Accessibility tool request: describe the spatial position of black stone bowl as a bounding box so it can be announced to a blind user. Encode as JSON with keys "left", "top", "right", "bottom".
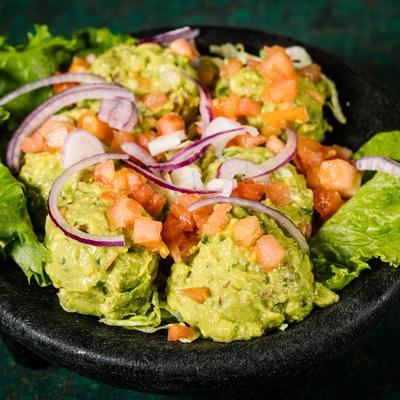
{"left": 1, "top": 26, "right": 400, "bottom": 398}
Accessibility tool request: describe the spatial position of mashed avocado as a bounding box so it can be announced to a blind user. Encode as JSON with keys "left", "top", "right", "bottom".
{"left": 167, "top": 216, "right": 337, "bottom": 342}
{"left": 203, "top": 146, "right": 313, "bottom": 228}
{"left": 45, "top": 180, "right": 160, "bottom": 322}
{"left": 91, "top": 43, "right": 199, "bottom": 128}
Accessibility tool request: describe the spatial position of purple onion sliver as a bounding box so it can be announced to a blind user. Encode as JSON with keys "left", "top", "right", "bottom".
{"left": 0, "top": 73, "right": 106, "bottom": 107}
{"left": 6, "top": 84, "right": 135, "bottom": 173}
{"left": 217, "top": 129, "right": 298, "bottom": 180}
{"left": 138, "top": 26, "right": 199, "bottom": 44}
{"left": 187, "top": 196, "right": 309, "bottom": 253}
{"left": 351, "top": 156, "right": 400, "bottom": 178}
{"left": 123, "top": 159, "right": 219, "bottom": 195}
{"left": 48, "top": 153, "right": 129, "bottom": 247}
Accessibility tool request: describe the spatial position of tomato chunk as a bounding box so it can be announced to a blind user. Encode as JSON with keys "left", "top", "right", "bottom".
{"left": 21, "top": 131, "right": 46, "bottom": 153}
{"left": 264, "top": 181, "right": 292, "bottom": 207}
{"left": 219, "top": 59, "right": 243, "bottom": 77}
{"left": 107, "top": 197, "right": 142, "bottom": 230}
{"left": 111, "top": 131, "right": 135, "bottom": 152}
{"left": 169, "top": 38, "right": 197, "bottom": 60}
{"left": 156, "top": 113, "right": 185, "bottom": 136}
{"left": 202, "top": 204, "right": 232, "bottom": 236}
{"left": 255, "top": 235, "right": 287, "bottom": 272}
{"left": 167, "top": 324, "right": 194, "bottom": 342}
{"left": 264, "top": 77, "right": 298, "bottom": 103}
{"left": 181, "top": 287, "right": 210, "bottom": 304}
{"left": 133, "top": 218, "right": 162, "bottom": 244}
{"left": 313, "top": 187, "right": 345, "bottom": 221}
{"left": 141, "top": 92, "right": 168, "bottom": 111}
{"left": 228, "top": 133, "right": 266, "bottom": 148}
{"left": 260, "top": 46, "right": 295, "bottom": 80}
{"left": 95, "top": 160, "right": 115, "bottom": 186}
{"left": 232, "top": 180, "right": 265, "bottom": 202}
{"left": 266, "top": 135, "right": 285, "bottom": 154}
{"left": 237, "top": 97, "right": 261, "bottom": 116}
{"left": 77, "top": 110, "right": 113, "bottom": 142}
{"left": 233, "top": 216, "right": 263, "bottom": 247}
{"left": 317, "top": 159, "right": 362, "bottom": 198}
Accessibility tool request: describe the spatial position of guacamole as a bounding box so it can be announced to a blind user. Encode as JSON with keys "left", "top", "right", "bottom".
{"left": 203, "top": 146, "right": 313, "bottom": 228}
{"left": 45, "top": 179, "right": 160, "bottom": 321}
{"left": 91, "top": 43, "right": 199, "bottom": 129}
{"left": 167, "top": 216, "right": 337, "bottom": 342}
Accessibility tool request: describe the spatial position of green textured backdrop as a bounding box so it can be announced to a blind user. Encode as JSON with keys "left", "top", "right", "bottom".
{"left": 0, "top": 0, "right": 399, "bottom": 399}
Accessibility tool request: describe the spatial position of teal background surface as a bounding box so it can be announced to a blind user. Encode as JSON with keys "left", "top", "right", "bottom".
{"left": 0, "top": 0, "right": 399, "bottom": 398}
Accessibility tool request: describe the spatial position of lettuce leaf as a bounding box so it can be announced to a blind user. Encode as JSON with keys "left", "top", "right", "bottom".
{"left": 311, "top": 131, "right": 400, "bottom": 290}
{"left": 0, "top": 162, "right": 50, "bottom": 286}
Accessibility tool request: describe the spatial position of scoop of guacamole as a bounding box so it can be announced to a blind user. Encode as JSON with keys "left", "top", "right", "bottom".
{"left": 91, "top": 43, "right": 199, "bottom": 128}
{"left": 167, "top": 216, "right": 337, "bottom": 342}
{"left": 203, "top": 146, "right": 313, "bottom": 228}
{"left": 45, "top": 179, "right": 159, "bottom": 321}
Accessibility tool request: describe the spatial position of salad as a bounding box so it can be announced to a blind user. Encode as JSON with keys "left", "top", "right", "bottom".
{"left": 0, "top": 26, "right": 399, "bottom": 343}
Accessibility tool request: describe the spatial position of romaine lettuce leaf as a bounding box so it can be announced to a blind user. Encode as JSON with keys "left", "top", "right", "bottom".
{"left": 0, "top": 162, "right": 50, "bottom": 286}
{"left": 311, "top": 131, "right": 400, "bottom": 290}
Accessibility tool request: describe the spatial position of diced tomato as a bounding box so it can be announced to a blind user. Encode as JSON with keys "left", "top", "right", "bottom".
{"left": 219, "top": 59, "right": 243, "bottom": 77}
{"left": 95, "top": 160, "right": 115, "bottom": 186}
{"left": 232, "top": 180, "right": 266, "bottom": 202}
{"left": 313, "top": 187, "right": 345, "bottom": 221}
{"left": 169, "top": 38, "right": 197, "bottom": 60}
{"left": 233, "top": 216, "right": 263, "bottom": 247}
{"left": 170, "top": 203, "right": 195, "bottom": 231}
{"left": 264, "top": 77, "right": 298, "bottom": 103}
{"left": 52, "top": 71, "right": 76, "bottom": 94}
{"left": 221, "top": 94, "right": 241, "bottom": 119}
{"left": 297, "top": 63, "right": 322, "bottom": 83}
{"left": 181, "top": 287, "right": 210, "bottom": 304}
{"left": 145, "top": 192, "right": 166, "bottom": 218}
{"left": 248, "top": 59, "right": 261, "bottom": 69}
{"left": 106, "top": 197, "right": 142, "bottom": 230}
{"left": 259, "top": 46, "right": 295, "bottom": 81}
{"left": 100, "top": 191, "right": 121, "bottom": 204}
{"left": 156, "top": 113, "right": 185, "bottom": 136}
{"left": 228, "top": 133, "right": 266, "bottom": 148}
{"left": 130, "top": 183, "right": 153, "bottom": 206}
{"left": 125, "top": 169, "right": 144, "bottom": 190}
{"left": 255, "top": 234, "right": 287, "bottom": 272}
{"left": 21, "top": 131, "right": 46, "bottom": 153}
{"left": 266, "top": 135, "right": 285, "bottom": 154}
{"left": 135, "top": 131, "right": 157, "bottom": 150}
{"left": 111, "top": 131, "right": 135, "bottom": 152}
{"left": 264, "top": 181, "right": 292, "bottom": 207}
{"left": 202, "top": 204, "right": 232, "bottom": 236}
{"left": 305, "top": 165, "right": 322, "bottom": 190}
{"left": 261, "top": 106, "right": 309, "bottom": 135}
{"left": 317, "top": 159, "right": 362, "bottom": 198}
{"left": 167, "top": 324, "right": 194, "bottom": 342}
{"left": 38, "top": 115, "right": 75, "bottom": 140}
{"left": 177, "top": 194, "right": 201, "bottom": 208}
{"left": 237, "top": 97, "right": 261, "bottom": 116}
{"left": 295, "top": 135, "right": 336, "bottom": 174}
{"left": 141, "top": 92, "right": 168, "bottom": 111}
{"left": 77, "top": 110, "right": 113, "bottom": 142}
{"left": 112, "top": 169, "right": 129, "bottom": 193}
{"left": 68, "top": 56, "right": 91, "bottom": 73}
{"left": 133, "top": 218, "right": 162, "bottom": 244}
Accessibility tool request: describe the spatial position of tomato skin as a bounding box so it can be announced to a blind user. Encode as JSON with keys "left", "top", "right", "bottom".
{"left": 313, "top": 187, "right": 344, "bottom": 221}
{"left": 167, "top": 324, "right": 194, "bottom": 342}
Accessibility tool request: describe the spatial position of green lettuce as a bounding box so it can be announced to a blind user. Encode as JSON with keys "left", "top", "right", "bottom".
{"left": 311, "top": 131, "right": 400, "bottom": 290}
{"left": 0, "top": 162, "right": 50, "bottom": 286}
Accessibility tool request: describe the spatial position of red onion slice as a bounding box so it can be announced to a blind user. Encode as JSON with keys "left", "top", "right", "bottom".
{"left": 61, "top": 129, "right": 105, "bottom": 168}
{"left": 122, "top": 140, "right": 210, "bottom": 172}
{"left": 188, "top": 197, "right": 309, "bottom": 253}
{"left": 351, "top": 156, "right": 400, "bottom": 178}
{"left": 98, "top": 99, "right": 138, "bottom": 132}
{"left": 217, "top": 129, "right": 297, "bottom": 180}
{"left": 123, "top": 159, "right": 219, "bottom": 195}
{"left": 6, "top": 83, "right": 135, "bottom": 173}
{"left": 138, "top": 26, "right": 200, "bottom": 44}
{"left": 0, "top": 73, "right": 105, "bottom": 107}
{"left": 48, "top": 153, "right": 129, "bottom": 247}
